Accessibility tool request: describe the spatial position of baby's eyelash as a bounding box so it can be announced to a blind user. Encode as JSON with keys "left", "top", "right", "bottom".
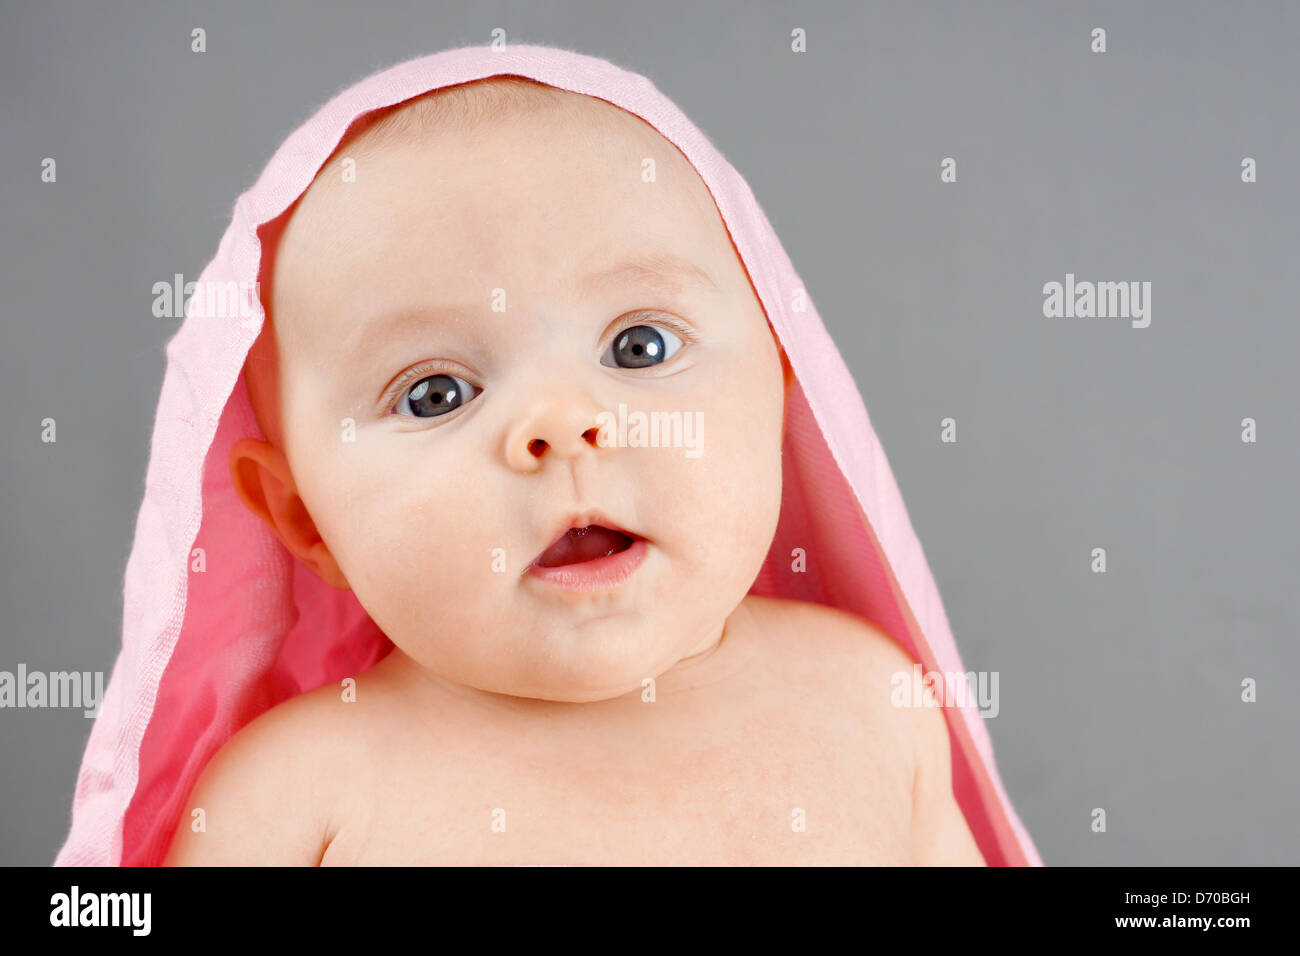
{"left": 613, "top": 311, "right": 699, "bottom": 346}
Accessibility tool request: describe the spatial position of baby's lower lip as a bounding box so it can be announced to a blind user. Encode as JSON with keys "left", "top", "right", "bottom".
{"left": 525, "top": 538, "right": 648, "bottom": 592}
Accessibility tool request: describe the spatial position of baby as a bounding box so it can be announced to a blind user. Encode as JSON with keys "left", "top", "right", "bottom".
{"left": 162, "top": 76, "right": 984, "bottom": 866}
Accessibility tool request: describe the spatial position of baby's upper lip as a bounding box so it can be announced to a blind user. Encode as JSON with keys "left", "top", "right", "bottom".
{"left": 529, "top": 510, "right": 645, "bottom": 567}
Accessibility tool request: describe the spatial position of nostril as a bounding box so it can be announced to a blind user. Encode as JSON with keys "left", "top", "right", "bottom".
{"left": 582, "top": 427, "right": 600, "bottom": 446}
{"left": 528, "top": 438, "right": 548, "bottom": 458}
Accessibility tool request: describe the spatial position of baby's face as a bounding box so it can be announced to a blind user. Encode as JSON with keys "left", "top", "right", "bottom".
{"left": 257, "top": 90, "right": 786, "bottom": 702}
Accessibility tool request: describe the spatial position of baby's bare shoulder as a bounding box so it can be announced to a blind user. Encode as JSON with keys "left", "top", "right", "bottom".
{"left": 742, "top": 594, "right": 923, "bottom": 747}
{"left": 161, "top": 675, "right": 374, "bottom": 865}
{"left": 744, "top": 597, "right": 987, "bottom": 865}
{"left": 743, "top": 594, "right": 918, "bottom": 677}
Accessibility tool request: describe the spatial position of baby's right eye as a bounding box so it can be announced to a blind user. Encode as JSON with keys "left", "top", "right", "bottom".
{"left": 395, "top": 373, "right": 479, "bottom": 419}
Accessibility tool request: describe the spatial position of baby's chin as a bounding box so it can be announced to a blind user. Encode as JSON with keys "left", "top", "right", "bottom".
{"left": 401, "top": 611, "right": 727, "bottom": 704}
{"left": 501, "top": 634, "right": 707, "bottom": 704}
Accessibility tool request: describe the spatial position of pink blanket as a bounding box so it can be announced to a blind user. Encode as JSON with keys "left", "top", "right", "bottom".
{"left": 55, "top": 43, "right": 1042, "bottom": 867}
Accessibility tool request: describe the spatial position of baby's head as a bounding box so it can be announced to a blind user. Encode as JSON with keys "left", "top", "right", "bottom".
{"left": 233, "top": 76, "right": 792, "bottom": 702}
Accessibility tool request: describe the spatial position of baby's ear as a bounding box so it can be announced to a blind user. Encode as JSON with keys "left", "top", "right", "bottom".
{"left": 228, "top": 438, "right": 351, "bottom": 590}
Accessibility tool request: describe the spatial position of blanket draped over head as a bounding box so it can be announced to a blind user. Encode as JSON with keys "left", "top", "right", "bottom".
{"left": 55, "top": 44, "right": 1041, "bottom": 867}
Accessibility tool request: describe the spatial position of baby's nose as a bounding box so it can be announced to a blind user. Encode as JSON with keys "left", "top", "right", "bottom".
{"left": 505, "top": 394, "right": 606, "bottom": 472}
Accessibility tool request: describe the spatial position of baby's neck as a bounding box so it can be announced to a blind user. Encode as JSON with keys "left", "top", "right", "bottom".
{"left": 378, "top": 601, "right": 756, "bottom": 720}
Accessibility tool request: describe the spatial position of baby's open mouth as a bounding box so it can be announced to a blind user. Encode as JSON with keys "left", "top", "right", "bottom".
{"left": 533, "top": 525, "right": 637, "bottom": 568}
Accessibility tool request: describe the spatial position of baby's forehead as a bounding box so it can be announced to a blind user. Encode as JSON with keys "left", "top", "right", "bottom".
{"left": 324, "top": 78, "right": 712, "bottom": 220}
{"left": 273, "top": 81, "right": 726, "bottom": 307}
{"left": 330, "top": 77, "right": 671, "bottom": 192}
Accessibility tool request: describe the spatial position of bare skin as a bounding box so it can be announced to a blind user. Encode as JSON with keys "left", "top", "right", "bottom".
{"left": 163, "top": 81, "right": 985, "bottom": 866}
{"left": 165, "top": 594, "right": 981, "bottom": 865}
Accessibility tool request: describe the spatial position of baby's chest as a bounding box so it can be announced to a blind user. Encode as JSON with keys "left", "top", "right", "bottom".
{"left": 323, "top": 707, "right": 916, "bottom": 865}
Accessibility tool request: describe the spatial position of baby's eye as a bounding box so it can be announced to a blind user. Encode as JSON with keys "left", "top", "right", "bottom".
{"left": 396, "top": 373, "right": 478, "bottom": 419}
{"left": 601, "top": 324, "right": 684, "bottom": 369}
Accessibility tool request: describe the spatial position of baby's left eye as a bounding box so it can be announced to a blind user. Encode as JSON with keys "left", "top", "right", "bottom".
{"left": 601, "top": 324, "right": 684, "bottom": 369}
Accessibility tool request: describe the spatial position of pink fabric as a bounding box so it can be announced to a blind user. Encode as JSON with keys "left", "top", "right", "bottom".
{"left": 54, "top": 43, "right": 1042, "bottom": 867}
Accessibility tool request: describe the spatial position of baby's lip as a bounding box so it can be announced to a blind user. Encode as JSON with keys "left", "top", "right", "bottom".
{"left": 529, "top": 510, "right": 646, "bottom": 569}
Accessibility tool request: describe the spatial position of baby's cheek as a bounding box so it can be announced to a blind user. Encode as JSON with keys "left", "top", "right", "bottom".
{"left": 313, "top": 442, "right": 508, "bottom": 639}
{"left": 663, "top": 362, "right": 784, "bottom": 575}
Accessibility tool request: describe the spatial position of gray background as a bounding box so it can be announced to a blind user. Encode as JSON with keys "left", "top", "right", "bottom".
{"left": 2, "top": 0, "right": 1296, "bottom": 866}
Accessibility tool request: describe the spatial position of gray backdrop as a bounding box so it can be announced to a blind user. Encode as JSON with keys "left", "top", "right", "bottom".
{"left": 2, "top": 0, "right": 1296, "bottom": 866}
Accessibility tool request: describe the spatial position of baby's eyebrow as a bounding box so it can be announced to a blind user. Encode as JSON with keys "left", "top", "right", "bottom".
{"left": 349, "top": 302, "right": 470, "bottom": 354}
{"left": 575, "top": 251, "right": 721, "bottom": 301}
{"left": 348, "top": 252, "right": 719, "bottom": 352}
